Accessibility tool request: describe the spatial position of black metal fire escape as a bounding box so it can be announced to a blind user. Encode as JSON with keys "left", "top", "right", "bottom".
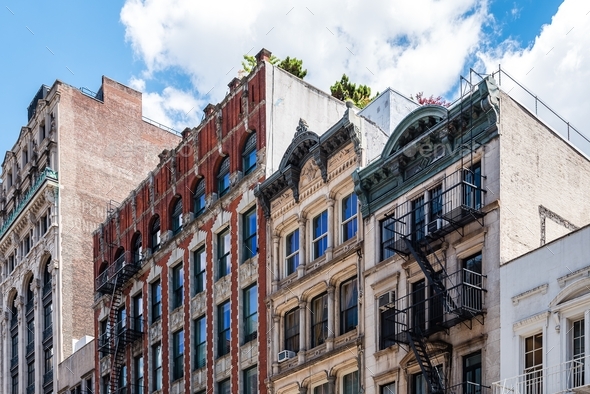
{"left": 96, "top": 251, "right": 144, "bottom": 393}
{"left": 382, "top": 168, "right": 487, "bottom": 394}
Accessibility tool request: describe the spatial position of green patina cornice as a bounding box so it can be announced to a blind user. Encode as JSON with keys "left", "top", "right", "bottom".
{"left": 354, "top": 76, "right": 500, "bottom": 218}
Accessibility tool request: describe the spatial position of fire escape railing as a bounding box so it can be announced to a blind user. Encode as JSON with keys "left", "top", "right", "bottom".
{"left": 381, "top": 168, "right": 487, "bottom": 394}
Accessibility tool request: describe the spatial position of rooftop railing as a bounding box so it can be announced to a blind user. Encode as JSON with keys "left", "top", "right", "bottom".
{"left": 0, "top": 168, "right": 58, "bottom": 241}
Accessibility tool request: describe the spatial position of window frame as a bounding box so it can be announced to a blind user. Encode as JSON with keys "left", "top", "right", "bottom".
{"left": 311, "top": 292, "right": 329, "bottom": 348}
{"left": 217, "top": 157, "right": 230, "bottom": 197}
{"left": 340, "top": 277, "right": 358, "bottom": 335}
{"left": 193, "top": 179, "right": 206, "bottom": 217}
{"left": 242, "top": 207, "right": 257, "bottom": 262}
{"left": 342, "top": 370, "right": 359, "bottom": 394}
{"left": 312, "top": 210, "right": 328, "bottom": 260}
{"left": 284, "top": 308, "right": 300, "bottom": 353}
{"left": 172, "top": 329, "right": 184, "bottom": 381}
{"left": 243, "top": 284, "right": 258, "bottom": 343}
{"left": 194, "top": 247, "right": 206, "bottom": 295}
{"left": 152, "top": 342, "right": 162, "bottom": 391}
{"left": 217, "top": 228, "right": 231, "bottom": 279}
{"left": 171, "top": 197, "right": 183, "bottom": 235}
{"left": 151, "top": 280, "right": 162, "bottom": 323}
{"left": 172, "top": 263, "right": 184, "bottom": 310}
{"left": 194, "top": 316, "right": 206, "bottom": 370}
{"left": 242, "top": 132, "right": 257, "bottom": 175}
{"left": 133, "top": 293, "right": 143, "bottom": 333}
{"left": 342, "top": 193, "right": 358, "bottom": 242}
{"left": 244, "top": 365, "right": 258, "bottom": 394}
{"left": 285, "top": 229, "right": 300, "bottom": 276}
{"left": 218, "top": 301, "right": 231, "bottom": 357}
{"left": 150, "top": 215, "right": 161, "bottom": 252}
{"left": 219, "top": 379, "right": 231, "bottom": 394}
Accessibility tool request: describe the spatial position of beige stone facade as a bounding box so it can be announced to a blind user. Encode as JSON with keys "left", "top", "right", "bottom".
{"left": 0, "top": 77, "right": 179, "bottom": 394}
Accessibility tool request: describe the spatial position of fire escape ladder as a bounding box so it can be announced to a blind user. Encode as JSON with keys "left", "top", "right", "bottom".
{"left": 109, "top": 276, "right": 124, "bottom": 393}
{"left": 408, "top": 331, "right": 445, "bottom": 394}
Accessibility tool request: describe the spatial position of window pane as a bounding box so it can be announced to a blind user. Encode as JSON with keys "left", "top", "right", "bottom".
{"left": 244, "top": 366, "right": 257, "bottom": 394}
{"left": 342, "top": 194, "right": 358, "bottom": 242}
{"left": 286, "top": 229, "right": 300, "bottom": 275}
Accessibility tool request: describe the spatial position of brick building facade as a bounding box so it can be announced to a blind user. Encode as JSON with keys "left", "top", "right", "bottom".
{"left": 0, "top": 77, "right": 180, "bottom": 394}
{"left": 92, "top": 49, "right": 346, "bottom": 394}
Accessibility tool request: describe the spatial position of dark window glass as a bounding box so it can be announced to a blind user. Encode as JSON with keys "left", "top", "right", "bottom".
{"left": 151, "top": 280, "right": 161, "bottom": 323}
{"left": 313, "top": 211, "right": 328, "bottom": 259}
{"left": 172, "top": 264, "right": 184, "bottom": 310}
{"left": 194, "top": 247, "right": 206, "bottom": 295}
{"left": 219, "top": 379, "right": 230, "bottom": 394}
{"left": 285, "top": 308, "right": 300, "bottom": 353}
{"left": 463, "top": 162, "right": 482, "bottom": 209}
{"left": 116, "top": 307, "right": 126, "bottom": 336}
{"left": 412, "top": 196, "right": 426, "bottom": 243}
{"left": 153, "top": 342, "right": 162, "bottom": 391}
{"left": 218, "top": 229, "right": 231, "bottom": 279}
{"left": 463, "top": 351, "right": 482, "bottom": 394}
{"left": 132, "top": 232, "right": 143, "bottom": 264}
{"left": 243, "top": 208, "right": 257, "bottom": 262}
{"left": 27, "top": 360, "right": 35, "bottom": 386}
{"left": 44, "top": 346, "right": 53, "bottom": 373}
{"left": 411, "top": 280, "right": 426, "bottom": 332}
{"left": 218, "top": 301, "right": 231, "bottom": 357}
{"left": 242, "top": 133, "right": 257, "bottom": 175}
{"left": 342, "top": 193, "right": 358, "bottom": 242}
{"left": 340, "top": 277, "right": 358, "bottom": 334}
{"left": 381, "top": 382, "right": 396, "bottom": 394}
{"left": 343, "top": 371, "right": 359, "bottom": 394}
{"left": 244, "top": 285, "right": 258, "bottom": 343}
{"left": 218, "top": 157, "right": 230, "bottom": 197}
{"left": 244, "top": 366, "right": 258, "bottom": 394}
{"left": 286, "top": 229, "right": 300, "bottom": 276}
{"left": 133, "top": 294, "right": 143, "bottom": 333}
{"left": 150, "top": 216, "right": 161, "bottom": 252}
{"left": 173, "top": 330, "right": 184, "bottom": 380}
{"left": 135, "top": 355, "right": 144, "bottom": 394}
{"left": 314, "top": 383, "right": 329, "bottom": 394}
{"left": 380, "top": 217, "right": 396, "bottom": 261}
{"left": 194, "top": 317, "right": 206, "bottom": 369}
{"left": 193, "top": 180, "right": 206, "bottom": 216}
{"left": 12, "top": 374, "right": 18, "bottom": 394}
{"left": 171, "top": 198, "right": 183, "bottom": 235}
{"left": 44, "top": 302, "right": 52, "bottom": 330}
{"left": 429, "top": 185, "right": 443, "bottom": 219}
{"left": 311, "top": 293, "right": 328, "bottom": 348}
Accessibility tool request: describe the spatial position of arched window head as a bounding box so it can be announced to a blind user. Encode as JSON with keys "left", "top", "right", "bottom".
{"left": 150, "top": 215, "right": 161, "bottom": 252}
{"left": 193, "top": 179, "right": 206, "bottom": 217}
{"left": 171, "top": 197, "right": 183, "bottom": 235}
{"left": 217, "top": 157, "right": 230, "bottom": 197}
{"left": 132, "top": 232, "right": 143, "bottom": 264}
{"left": 242, "top": 132, "right": 257, "bottom": 175}
{"left": 25, "top": 278, "right": 34, "bottom": 303}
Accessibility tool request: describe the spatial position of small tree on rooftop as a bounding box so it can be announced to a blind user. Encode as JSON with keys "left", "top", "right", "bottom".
{"left": 330, "top": 74, "right": 378, "bottom": 109}
{"left": 241, "top": 54, "right": 279, "bottom": 73}
{"left": 277, "top": 56, "right": 307, "bottom": 79}
{"left": 414, "top": 92, "right": 451, "bottom": 107}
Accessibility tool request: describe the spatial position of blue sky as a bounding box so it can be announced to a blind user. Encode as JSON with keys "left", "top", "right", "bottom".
{"left": 0, "top": 0, "right": 581, "bottom": 163}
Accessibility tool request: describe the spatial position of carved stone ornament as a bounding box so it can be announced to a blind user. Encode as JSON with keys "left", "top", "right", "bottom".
{"left": 44, "top": 187, "right": 56, "bottom": 203}
{"left": 295, "top": 118, "right": 309, "bottom": 137}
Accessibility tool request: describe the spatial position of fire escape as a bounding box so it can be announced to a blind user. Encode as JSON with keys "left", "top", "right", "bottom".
{"left": 382, "top": 168, "right": 487, "bottom": 394}
{"left": 96, "top": 250, "right": 144, "bottom": 393}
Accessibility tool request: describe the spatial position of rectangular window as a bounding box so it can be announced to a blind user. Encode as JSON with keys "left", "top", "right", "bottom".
{"left": 411, "top": 280, "right": 426, "bottom": 333}
{"left": 172, "top": 264, "right": 184, "bottom": 310}
{"left": 11, "top": 374, "right": 18, "bottom": 394}
{"left": 411, "top": 195, "right": 426, "bottom": 243}
{"left": 85, "top": 378, "right": 93, "bottom": 394}
{"left": 152, "top": 342, "right": 162, "bottom": 391}
{"left": 100, "top": 319, "right": 109, "bottom": 358}
{"left": 219, "top": 379, "right": 230, "bottom": 394}
{"left": 343, "top": 371, "right": 359, "bottom": 394}
{"left": 381, "top": 382, "right": 396, "bottom": 394}
{"left": 27, "top": 358, "right": 35, "bottom": 386}
{"left": 313, "top": 383, "right": 329, "bottom": 394}
{"left": 380, "top": 294, "right": 396, "bottom": 350}
{"left": 244, "top": 285, "right": 258, "bottom": 343}
{"left": 44, "top": 302, "right": 52, "bottom": 330}
{"left": 524, "top": 333, "right": 543, "bottom": 394}
{"left": 286, "top": 229, "right": 300, "bottom": 276}
{"left": 312, "top": 211, "right": 328, "bottom": 259}
{"left": 195, "top": 316, "right": 206, "bottom": 369}
{"left": 134, "top": 355, "right": 144, "bottom": 394}
{"left": 119, "top": 364, "right": 127, "bottom": 389}
{"left": 429, "top": 185, "right": 443, "bottom": 220}
{"left": 340, "top": 277, "right": 358, "bottom": 334}
{"left": 412, "top": 372, "right": 427, "bottom": 394}
{"left": 463, "top": 162, "right": 482, "bottom": 209}
{"left": 8, "top": 254, "right": 15, "bottom": 273}
{"left": 463, "top": 252, "right": 483, "bottom": 311}
{"left": 11, "top": 332, "right": 18, "bottom": 360}
{"left": 311, "top": 293, "right": 328, "bottom": 348}
{"left": 572, "top": 318, "right": 585, "bottom": 387}
{"left": 194, "top": 247, "right": 206, "bottom": 295}
{"left": 133, "top": 294, "right": 143, "bottom": 333}
{"left": 44, "top": 346, "right": 53, "bottom": 373}
{"left": 463, "top": 351, "right": 482, "bottom": 394}
{"left": 342, "top": 193, "right": 358, "bottom": 242}
{"left": 244, "top": 366, "right": 257, "bottom": 394}
{"left": 116, "top": 306, "right": 126, "bottom": 336}
{"left": 243, "top": 208, "right": 257, "bottom": 262}
{"left": 285, "top": 308, "right": 300, "bottom": 353}
{"left": 27, "top": 318, "right": 35, "bottom": 345}
{"left": 151, "top": 280, "right": 161, "bottom": 323}
{"left": 102, "top": 375, "right": 110, "bottom": 394}
{"left": 172, "top": 330, "right": 184, "bottom": 380}
{"left": 218, "top": 229, "right": 231, "bottom": 279}
{"left": 218, "top": 301, "right": 231, "bottom": 357}
{"left": 380, "top": 217, "right": 396, "bottom": 261}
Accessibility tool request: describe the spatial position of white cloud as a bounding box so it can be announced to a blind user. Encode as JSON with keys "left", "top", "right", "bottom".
{"left": 141, "top": 86, "right": 204, "bottom": 132}
{"left": 479, "top": 0, "right": 590, "bottom": 144}
{"left": 120, "top": 0, "right": 489, "bottom": 105}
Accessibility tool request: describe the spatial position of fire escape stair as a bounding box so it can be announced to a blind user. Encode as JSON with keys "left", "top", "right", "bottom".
{"left": 408, "top": 331, "right": 445, "bottom": 394}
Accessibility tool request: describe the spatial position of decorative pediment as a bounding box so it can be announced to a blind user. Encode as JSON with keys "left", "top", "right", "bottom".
{"left": 278, "top": 118, "right": 320, "bottom": 171}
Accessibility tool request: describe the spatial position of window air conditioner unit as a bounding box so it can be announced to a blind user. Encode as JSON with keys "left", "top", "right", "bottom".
{"left": 378, "top": 291, "right": 395, "bottom": 311}
{"left": 427, "top": 218, "right": 446, "bottom": 235}
{"left": 278, "top": 350, "right": 296, "bottom": 363}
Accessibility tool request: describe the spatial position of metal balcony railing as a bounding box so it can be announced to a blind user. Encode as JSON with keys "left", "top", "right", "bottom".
{"left": 115, "top": 316, "right": 144, "bottom": 344}
{"left": 10, "top": 355, "right": 18, "bottom": 369}
{"left": 25, "top": 299, "right": 34, "bottom": 315}
{"left": 447, "top": 381, "right": 490, "bottom": 394}
{"left": 43, "top": 325, "right": 53, "bottom": 342}
{"left": 95, "top": 251, "right": 144, "bottom": 294}
{"left": 0, "top": 168, "right": 58, "bottom": 240}
{"left": 43, "top": 369, "right": 53, "bottom": 385}
{"left": 492, "top": 355, "right": 590, "bottom": 394}
{"left": 112, "top": 384, "right": 147, "bottom": 394}
{"left": 383, "top": 168, "right": 485, "bottom": 256}
{"left": 384, "top": 268, "right": 486, "bottom": 343}
{"left": 26, "top": 341, "right": 35, "bottom": 356}
{"left": 26, "top": 384, "right": 35, "bottom": 394}
{"left": 98, "top": 330, "right": 114, "bottom": 355}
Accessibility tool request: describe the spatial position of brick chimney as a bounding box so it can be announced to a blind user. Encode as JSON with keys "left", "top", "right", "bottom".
{"left": 255, "top": 48, "right": 272, "bottom": 64}
{"left": 204, "top": 104, "right": 216, "bottom": 117}
{"left": 228, "top": 77, "right": 242, "bottom": 91}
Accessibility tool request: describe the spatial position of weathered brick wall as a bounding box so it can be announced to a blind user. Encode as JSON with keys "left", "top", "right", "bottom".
{"left": 57, "top": 76, "right": 180, "bottom": 360}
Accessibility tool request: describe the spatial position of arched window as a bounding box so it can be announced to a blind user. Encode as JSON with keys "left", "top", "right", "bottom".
{"left": 43, "top": 262, "right": 52, "bottom": 297}
{"left": 193, "top": 179, "right": 206, "bottom": 217}
{"left": 217, "top": 157, "right": 230, "bottom": 197}
{"left": 171, "top": 197, "right": 183, "bottom": 235}
{"left": 132, "top": 232, "right": 142, "bottom": 264}
{"left": 114, "top": 247, "right": 125, "bottom": 270}
{"left": 242, "top": 132, "right": 257, "bottom": 175}
{"left": 150, "top": 215, "right": 161, "bottom": 252}
{"left": 25, "top": 277, "right": 34, "bottom": 313}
